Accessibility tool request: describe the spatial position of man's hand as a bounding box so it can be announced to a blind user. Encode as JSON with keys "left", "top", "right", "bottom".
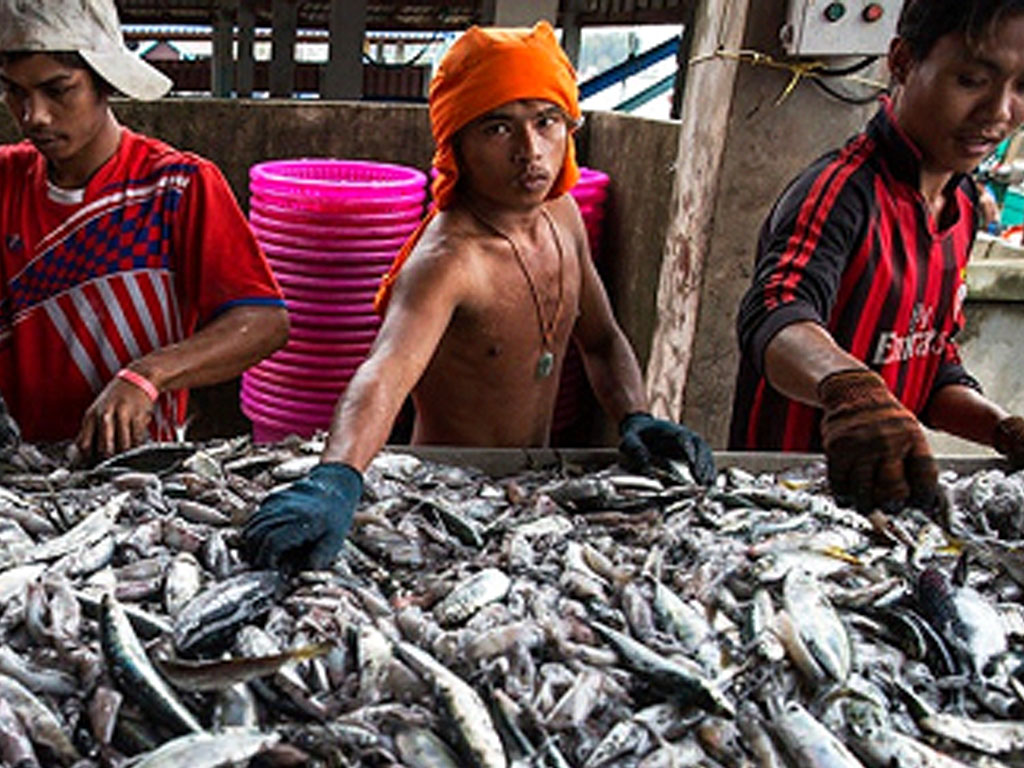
{"left": 76, "top": 376, "right": 156, "bottom": 459}
{"left": 994, "top": 416, "right": 1024, "bottom": 469}
{"left": 618, "top": 412, "right": 716, "bottom": 485}
{"left": 0, "top": 391, "right": 21, "bottom": 461}
{"left": 243, "top": 463, "right": 363, "bottom": 571}
{"left": 818, "top": 369, "right": 938, "bottom": 513}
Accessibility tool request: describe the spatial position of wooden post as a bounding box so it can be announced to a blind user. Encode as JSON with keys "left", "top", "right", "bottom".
{"left": 670, "top": 1, "right": 698, "bottom": 120}
{"left": 270, "top": 0, "right": 298, "bottom": 98}
{"left": 211, "top": 0, "right": 235, "bottom": 97}
{"left": 644, "top": 0, "right": 751, "bottom": 420}
{"left": 493, "top": 0, "right": 559, "bottom": 25}
{"left": 479, "top": 0, "right": 497, "bottom": 24}
{"left": 561, "top": 0, "right": 582, "bottom": 69}
{"left": 323, "top": 0, "right": 366, "bottom": 99}
{"left": 237, "top": 0, "right": 255, "bottom": 97}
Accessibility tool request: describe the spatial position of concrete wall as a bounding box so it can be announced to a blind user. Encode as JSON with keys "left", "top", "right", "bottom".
{"left": 682, "top": 0, "right": 880, "bottom": 446}
{"left": 0, "top": 100, "right": 678, "bottom": 440}
{"left": 928, "top": 255, "right": 1024, "bottom": 456}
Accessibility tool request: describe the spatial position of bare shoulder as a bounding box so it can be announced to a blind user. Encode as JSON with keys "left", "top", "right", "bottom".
{"left": 548, "top": 195, "right": 589, "bottom": 264}
{"left": 389, "top": 210, "right": 486, "bottom": 306}
{"left": 546, "top": 195, "right": 588, "bottom": 251}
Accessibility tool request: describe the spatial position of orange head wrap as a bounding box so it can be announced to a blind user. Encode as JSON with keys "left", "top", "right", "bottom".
{"left": 374, "top": 20, "right": 581, "bottom": 315}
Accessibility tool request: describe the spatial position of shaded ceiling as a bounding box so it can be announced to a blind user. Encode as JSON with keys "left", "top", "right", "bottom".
{"left": 117, "top": 0, "right": 691, "bottom": 32}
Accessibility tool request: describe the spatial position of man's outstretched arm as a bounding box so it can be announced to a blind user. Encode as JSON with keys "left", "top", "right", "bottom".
{"left": 244, "top": 238, "right": 463, "bottom": 571}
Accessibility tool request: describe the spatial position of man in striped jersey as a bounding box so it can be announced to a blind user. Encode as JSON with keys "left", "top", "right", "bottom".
{"left": 0, "top": 0, "right": 289, "bottom": 458}
{"left": 730, "top": 0, "right": 1024, "bottom": 513}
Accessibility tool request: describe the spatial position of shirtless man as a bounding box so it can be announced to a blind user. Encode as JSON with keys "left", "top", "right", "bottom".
{"left": 243, "top": 22, "right": 714, "bottom": 571}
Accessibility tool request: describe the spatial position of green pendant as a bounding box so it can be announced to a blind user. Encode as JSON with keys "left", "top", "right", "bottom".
{"left": 536, "top": 350, "right": 554, "bottom": 379}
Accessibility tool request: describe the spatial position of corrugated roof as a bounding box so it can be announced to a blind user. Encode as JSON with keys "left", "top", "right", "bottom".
{"left": 115, "top": 0, "right": 690, "bottom": 31}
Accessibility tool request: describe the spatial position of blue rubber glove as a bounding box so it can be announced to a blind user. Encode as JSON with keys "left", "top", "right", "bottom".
{"left": 243, "top": 462, "right": 362, "bottom": 571}
{"left": 0, "top": 391, "right": 20, "bottom": 462}
{"left": 618, "top": 412, "right": 716, "bottom": 485}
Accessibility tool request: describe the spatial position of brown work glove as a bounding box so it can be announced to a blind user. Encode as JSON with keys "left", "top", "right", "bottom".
{"left": 993, "top": 416, "right": 1024, "bottom": 470}
{"left": 818, "top": 369, "right": 938, "bottom": 514}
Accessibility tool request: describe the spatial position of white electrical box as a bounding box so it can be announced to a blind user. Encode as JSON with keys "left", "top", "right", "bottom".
{"left": 782, "top": 0, "right": 903, "bottom": 57}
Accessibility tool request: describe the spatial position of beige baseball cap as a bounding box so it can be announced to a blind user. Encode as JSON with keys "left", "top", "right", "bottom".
{"left": 0, "top": 0, "right": 172, "bottom": 100}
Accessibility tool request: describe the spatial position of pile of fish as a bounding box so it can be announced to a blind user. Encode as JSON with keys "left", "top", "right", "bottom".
{"left": 3, "top": 436, "right": 1024, "bottom": 767}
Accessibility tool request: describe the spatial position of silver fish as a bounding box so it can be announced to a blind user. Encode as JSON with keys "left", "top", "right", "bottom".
{"left": 395, "top": 641, "right": 508, "bottom": 768}
{"left": 100, "top": 592, "right": 202, "bottom": 735}
{"left": 770, "top": 699, "right": 864, "bottom": 768}
{"left": 782, "top": 567, "right": 850, "bottom": 683}
{"left": 395, "top": 726, "right": 462, "bottom": 768}
{"left": 0, "top": 673, "right": 79, "bottom": 765}
{"left": 435, "top": 568, "right": 511, "bottom": 626}
{"left": 28, "top": 492, "right": 127, "bottom": 562}
{"left": 590, "top": 620, "right": 735, "bottom": 718}
{"left": 173, "top": 570, "right": 284, "bottom": 656}
{"left": 130, "top": 727, "right": 280, "bottom": 768}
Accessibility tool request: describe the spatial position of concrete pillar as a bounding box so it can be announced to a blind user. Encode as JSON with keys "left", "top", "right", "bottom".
{"left": 323, "top": 0, "right": 366, "bottom": 99}
{"left": 211, "top": 0, "right": 235, "bottom": 97}
{"left": 237, "top": 0, "right": 255, "bottom": 97}
{"left": 680, "top": 0, "right": 881, "bottom": 445}
{"left": 270, "top": 0, "right": 298, "bottom": 98}
{"left": 493, "top": 0, "right": 558, "bottom": 26}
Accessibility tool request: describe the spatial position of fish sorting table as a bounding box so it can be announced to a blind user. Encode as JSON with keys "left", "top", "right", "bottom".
{"left": 1, "top": 440, "right": 1023, "bottom": 767}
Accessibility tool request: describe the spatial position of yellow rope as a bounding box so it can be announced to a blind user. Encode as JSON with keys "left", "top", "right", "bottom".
{"left": 690, "top": 47, "right": 888, "bottom": 105}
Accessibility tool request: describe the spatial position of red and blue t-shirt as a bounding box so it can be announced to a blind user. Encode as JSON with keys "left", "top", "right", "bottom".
{"left": 0, "top": 128, "right": 284, "bottom": 442}
{"left": 730, "top": 101, "right": 981, "bottom": 451}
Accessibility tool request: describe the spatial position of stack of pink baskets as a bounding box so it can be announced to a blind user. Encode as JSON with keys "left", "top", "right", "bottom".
{"left": 551, "top": 167, "right": 611, "bottom": 441}
{"left": 243, "top": 159, "right": 427, "bottom": 443}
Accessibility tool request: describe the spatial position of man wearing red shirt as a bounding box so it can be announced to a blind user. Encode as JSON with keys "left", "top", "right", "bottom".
{"left": 0, "top": 0, "right": 288, "bottom": 458}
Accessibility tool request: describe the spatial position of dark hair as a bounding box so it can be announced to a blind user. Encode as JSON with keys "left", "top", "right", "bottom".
{"left": 0, "top": 51, "right": 114, "bottom": 96}
{"left": 898, "top": 0, "right": 1024, "bottom": 59}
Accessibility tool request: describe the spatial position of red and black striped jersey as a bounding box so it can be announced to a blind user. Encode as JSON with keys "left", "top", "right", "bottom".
{"left": 729, "top": 100, "right": 982, "bottom": 452}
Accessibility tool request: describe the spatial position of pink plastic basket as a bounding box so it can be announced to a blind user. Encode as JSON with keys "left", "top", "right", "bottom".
{"left": 286, "top": 324, "right": 378, "bottom": 345}
{"left": 247, "top": 362, "right": 354, "bottom": 392}
{"left": 250, "top": 210, "right": 419, "bottom": 241}
{"left": 285, "top": 297, "right": 379, "bottom": 318}
{"left": 242, "top": 381, "right": 337, "bottom": 419}
{"left": 286, "top": 315, "right": 380, "bottom": 335}
{"left": 250, "top": 195, "right": 425, "bottom": 228}
{"left": 253, "top": 223, "right": 411, "bottom": 254}
{"left": 251, "top": 184, "right": 427, "bottom": 215}
{"left": 256, "top": 356, "right": 363, "bottom": 382}
{"left": 282, "top": 287, "right": 376, "bottom": 306}
{"left": 268, "top": 258, "right": 389, "bottom": 281}
{"left": 263, "top": 240, "right": 400, "bottom": 265}
{"left": 250, "top": 159, "right": 427, "bottom": 198}
{"left": 576, "top": 167, "right": 611, "bottom": 189}
{"left": 267, "top": 347, "right": 369, "bottom": 370}
{"left": 242, "top": 374, "right": 341, "bottom": 405}
{"left": 275, "top": 271, "right": 383, "bottom": 293}
{"left": 242, "top": 395, "right": 331, "bottom": 432}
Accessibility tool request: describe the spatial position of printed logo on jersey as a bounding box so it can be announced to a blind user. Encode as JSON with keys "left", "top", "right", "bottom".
{"left": 872, "top": 302, "right": 949, "bottom": 365}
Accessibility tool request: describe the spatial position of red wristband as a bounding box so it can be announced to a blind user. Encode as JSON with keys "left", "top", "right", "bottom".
{"left": 116, "top": 368, "right": 159, "bottom": 402}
